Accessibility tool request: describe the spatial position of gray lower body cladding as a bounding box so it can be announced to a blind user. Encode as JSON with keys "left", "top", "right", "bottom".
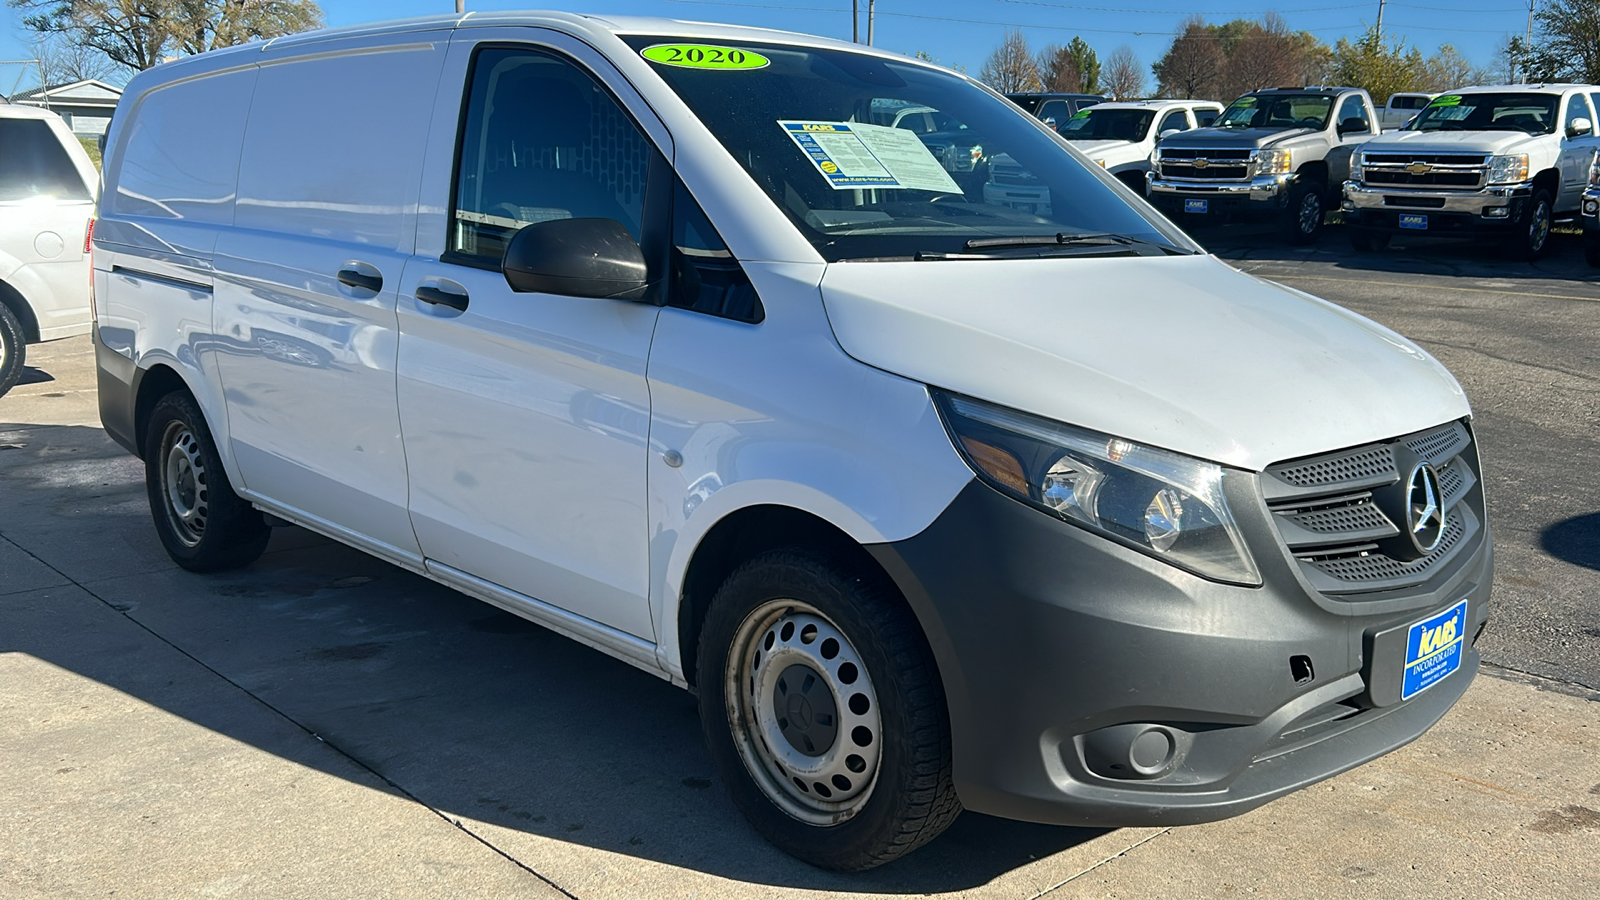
{"left": 94, "top": 327, "right": 141, "bottom": 457}
{"left": 867, "top": 476, "right": 1492, "bottom": 827}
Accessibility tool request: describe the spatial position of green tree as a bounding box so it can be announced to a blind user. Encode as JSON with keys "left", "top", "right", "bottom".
{"left": 1516, "top": 0, "right": 1600, "bottom": 83}
{"left": 11, "top": 0, "right": 323, "bottom": 72}
{"left": 1152, "top": 17, "right": 1222, "bottom": 99}
{"left": 1037, "top": 36, "right": 1100, "bottom": 94}
{"left": 1330, "top": 27, "right": 1425, "bottom": 105}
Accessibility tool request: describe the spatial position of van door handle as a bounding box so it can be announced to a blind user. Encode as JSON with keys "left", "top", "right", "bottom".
{"left": 416, "top": 285, "right": 469, "bottom": 312}
{"left": 337, "top": 266, "right": 383, "bottom": 292}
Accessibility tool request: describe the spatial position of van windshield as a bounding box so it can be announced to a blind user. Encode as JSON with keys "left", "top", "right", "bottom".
{"left": 626, "top": 37, "right": 1194, "bottom": 261}
{"left": 1408, "top": 93, "right": 1560, "bottom": 134}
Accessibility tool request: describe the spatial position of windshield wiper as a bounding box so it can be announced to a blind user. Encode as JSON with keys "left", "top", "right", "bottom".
{"left": 962, "top": 232, "right": 1191, "bottom": 254}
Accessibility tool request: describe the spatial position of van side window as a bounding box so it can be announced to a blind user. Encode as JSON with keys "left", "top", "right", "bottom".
{"left": 670, "top": 180, "right": 762, "bottom": 324}
{"left": 449, "top": 47, "right": 651, "bottom": 264}
{"left": 111, "top": 69, "right": 256, "bottom": 222}
{"left": 1158, "top": 110, "right": 1188, "bottom": 134}
{"left": 0, "top": 119, "right": 89, "bottom": 202}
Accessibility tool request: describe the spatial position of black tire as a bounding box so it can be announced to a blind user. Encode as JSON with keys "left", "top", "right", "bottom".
{"left": 1348, "top": 228, "right": 1391, "bottom": 252}
{"left": 1587, "top": 233, "right": 1600, "bottom": 268}
{"left": 143, "top": 391, "right": 270, "bottom": 572}
{"left": 0, "top": 301, "right": 25, "bottom": 400}
{"left": 1282, "top": 180, "right": 1326, "bottom": 245}
{"left": 1511, "top": 190, "right": 1553, "bottom": 261}
{"left": 697, "top": 548, "right": 959, "bottom": 871}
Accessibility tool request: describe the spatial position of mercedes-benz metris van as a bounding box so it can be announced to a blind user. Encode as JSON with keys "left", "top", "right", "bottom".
{"left": 94, "top": 13, "right": 1492, "bottom": 871}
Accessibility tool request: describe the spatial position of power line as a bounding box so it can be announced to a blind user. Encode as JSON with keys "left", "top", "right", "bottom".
{"left": 991, "top": 0, "right": 1369, "bottom": 14}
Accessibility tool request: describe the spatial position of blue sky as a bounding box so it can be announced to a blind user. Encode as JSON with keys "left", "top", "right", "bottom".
{"left": 3, "top": 0, "right": 1532, "bottom": 91}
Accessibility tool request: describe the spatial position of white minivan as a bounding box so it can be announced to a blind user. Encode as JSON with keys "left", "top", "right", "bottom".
{"left": 0, "top": 102, "right": 98, "bottom": 397}
{"left": 95, "top": 13, "right": 1493, "bottom": 871}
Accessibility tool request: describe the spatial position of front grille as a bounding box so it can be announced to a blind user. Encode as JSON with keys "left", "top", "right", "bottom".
{"left": 1161, "top": 163, "right": 1250, "bottom": 180}
{"left": 1161, "top": 148, "right": 1252, "bottom": 160}
{"left": 1361, "top": 154, "right": 1486, "bottom": 191}
{"left": 1262, "top": 420, "right": 1483, "bottom": 596}
{"left": 991, "top": 170, "right": 1037, "bottom": 186}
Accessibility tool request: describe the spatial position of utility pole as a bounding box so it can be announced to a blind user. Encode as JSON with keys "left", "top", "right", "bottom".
{"left": 867, "top": 0, "right": 875, "bottom": 45}
{"left": 1374, "top": 0, "right": 1385, "bottom": 41}
{"left": 1522, "top": 0, "right": 1535, "bottom": 83}
{"left": 852, "top": 0, "right": 859, "bottom": 42}
{"left": 456, "top": 0, "right": 464, "bottom": 13}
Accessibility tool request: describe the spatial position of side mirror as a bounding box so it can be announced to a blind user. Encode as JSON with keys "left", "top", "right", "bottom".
{"left": 1159, "top": 128, "right": 1181, "bottom": 139}
{"left": 97, "top": 133, "right": 108, "bottom": 155}
{"left": 1337, "top": 117, "right": 1370, "bottom": 136}
{"left": 1569, "top": 116, "right": 1593, "bottom": 138}
{"left": 502, "top": 217, "right": 649, "bottom": 300}
{"left": 1043, "top": 116, "right": 1057, "bottom": 129}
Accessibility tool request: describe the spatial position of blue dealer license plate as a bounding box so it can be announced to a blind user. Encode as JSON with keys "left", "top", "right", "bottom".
{"left": 1401, "top": 599, "right": 1468, "bottom": 700}
{"left": 1184, "top": 199, "right": 1209, "bottom": 214}
{"left": 1398, "top": 213, "right": 1428, "bottom": 230}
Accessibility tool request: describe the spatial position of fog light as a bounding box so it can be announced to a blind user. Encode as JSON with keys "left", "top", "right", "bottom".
{"left": 1484, "top": 207, "right": 1509, "bottom": 218}
{"left": 1081, "top": 723, "right": 1188, "bottom": 779}
{"left": 1584, "top": 199, "right": 1599, "bottom": 215}
{"left": 1342, "top": 199, "right": 1355, "bottom": 211}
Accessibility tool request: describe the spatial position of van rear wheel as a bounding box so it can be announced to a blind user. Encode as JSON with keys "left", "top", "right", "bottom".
{"left": 0, "top": 302, "right": 25, "bottom": 399}
{"left": 144, "top": 391, "right": 270, "bottom": 572}
{"left": 697, "top": 548, "right": 959, "bottom": 871}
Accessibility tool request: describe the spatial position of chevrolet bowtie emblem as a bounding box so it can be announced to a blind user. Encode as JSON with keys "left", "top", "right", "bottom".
{"left": 1191, "top": 158, "right": 1210, "bottom": 168}
{"left": 1406, "top": 161, "right": 1434, "bottom": 175}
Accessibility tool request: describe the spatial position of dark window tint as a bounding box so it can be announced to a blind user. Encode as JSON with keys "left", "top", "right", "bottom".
{"left": 1158, "top": 110, "right": 1189, "bottom": 134}
{"left": 1591, "top": 93, "right": 1600, "bottom": 124}
{"left": 1195, "top": 108, "right": 1219, "bottom": 127}
{"left": 669, "top": 180, "right": 761, "bottom": 323}
{"left": 1391, "top": 95, "right": 1429, "bottom": 110}
{"left": 1059, "top": 108, "right": 1154, "bottom": 142}
{"left": 0, "top": 118, "right": 90, "bottom": 202}
{"left": 450, "top": 47, "right": 652, "bottom": 263}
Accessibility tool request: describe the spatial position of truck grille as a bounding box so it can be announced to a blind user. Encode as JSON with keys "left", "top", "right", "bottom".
{"left": 1159, "top": 148, "right": 1253, "bottom": 182}
{"left": 1262, "top": 420, "right": 1484, "bottom": 596}
{"left": 1361, "top": 153, "right": 1487, "bottom": 190}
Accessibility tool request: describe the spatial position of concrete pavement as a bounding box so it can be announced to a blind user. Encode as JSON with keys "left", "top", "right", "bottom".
{"left": 3, "top": 250, "right": 1598, "bottom": 897}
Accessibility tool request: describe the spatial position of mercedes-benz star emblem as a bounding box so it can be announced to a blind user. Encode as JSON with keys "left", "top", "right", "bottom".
{"left": 1407, "top": 463, "right": 1445, "bottom": 554}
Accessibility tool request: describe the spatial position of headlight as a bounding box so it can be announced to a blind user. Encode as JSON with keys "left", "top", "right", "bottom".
{"left": 935, "top": 392, "right": 1261, "bottom": 585}
{"left": 1255, "top": 149, "right": 1292, "bottom": 176}
{"left": 1589, "top": 152, "right": 1599, "bottom": 186}
{"left": 1486, "top": 154, "right": 1529, "bottom": 184}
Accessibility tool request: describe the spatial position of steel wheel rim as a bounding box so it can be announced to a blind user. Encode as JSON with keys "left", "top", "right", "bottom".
{"left": 1299, "top": 192, "right": 1321, "bottom": 233}
{"left": 726, "top": 599, "right": 883, "bottom": 826}
{"left": 1529, "top": 201, "right": 1550, "bottom": 252}
{"left": 160, "top": 421, "right": 208, "bottom": 547}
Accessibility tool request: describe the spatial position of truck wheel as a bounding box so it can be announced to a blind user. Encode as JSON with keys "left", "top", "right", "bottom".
{"left": 1283, "top": 181, "right": 1325, "bottom": 245}
{"left": 1116, "top": 170, "right": 1148, "bottom": 197}
{"left": 1348, "top": 228, "right": 1391, "bottom": 252}
{"left": 143, "top": 391, "right": 270, "bottom": 572}
{"left": 1511, "top": 190, "right": 1553, "bottom": 261}
{"left": 0, "top": 302, "right": 24, "bottom": 400}
{"left": 697, "top": 548, "right": 959, "bottom": 871}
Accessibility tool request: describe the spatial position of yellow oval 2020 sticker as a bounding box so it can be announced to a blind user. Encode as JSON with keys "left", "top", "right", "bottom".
{"left": 641, "top": 44, "right": 770, "bottom": 70}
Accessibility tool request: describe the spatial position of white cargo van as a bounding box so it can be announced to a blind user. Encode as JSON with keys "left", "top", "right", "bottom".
{"left": 0, "top": 103, "right": 98, "bottom": 397}
{"left": 95, "top": 13, "right": 1493, "bottom": 871}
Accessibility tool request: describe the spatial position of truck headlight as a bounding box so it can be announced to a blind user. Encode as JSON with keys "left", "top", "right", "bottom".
{"left": 935, "top": 391, "right": 1261, "bottom": 585}
{"left": 1487, "top": 154, "right": 1529, "bottom": 184}
{"left": 1589, "top": 153, "right": 1600, "bottom": 187}
{"left": 1256, "top": 149, "right": 1291, "bottom": 176}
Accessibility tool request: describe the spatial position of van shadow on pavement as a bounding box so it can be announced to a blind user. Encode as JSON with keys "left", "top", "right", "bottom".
{"left": 1542, "top": 513, "right": 1600, "bottom": 573}
{"left": 0, "top": 421, "right": 1106, "bottom": 893}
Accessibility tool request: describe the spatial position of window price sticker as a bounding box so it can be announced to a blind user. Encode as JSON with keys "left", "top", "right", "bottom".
{"left": 778, "top": 121, "right": 962, "bottom": 193}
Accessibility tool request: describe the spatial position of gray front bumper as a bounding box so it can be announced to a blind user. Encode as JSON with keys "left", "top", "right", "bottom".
{"left": 1344, "top": 180, "right": 1530, "bottom": 216}
{"left": 1149, "top": 173, "right": 1292, "bottom": 202}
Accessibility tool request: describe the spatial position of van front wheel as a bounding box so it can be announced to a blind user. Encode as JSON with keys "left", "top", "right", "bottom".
{"left": 144, "top": 392, "right": 270, "bottom": 572}
{"left": 0, "top": 302, "right": 25, "bottom": 399}
{"left": 697, "top": 549, "right": 959, "bottom": 871}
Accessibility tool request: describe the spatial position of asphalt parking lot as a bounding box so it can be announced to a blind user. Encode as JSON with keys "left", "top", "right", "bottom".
{"left": 2, "top": 224, "right": 1598, "bottom": 898}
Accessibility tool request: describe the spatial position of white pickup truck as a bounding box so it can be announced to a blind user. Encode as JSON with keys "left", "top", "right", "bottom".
{"left": 1342, "top": 84, "right": 1600, "bottom": 259}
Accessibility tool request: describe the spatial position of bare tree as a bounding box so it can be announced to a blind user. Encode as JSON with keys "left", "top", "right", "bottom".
{"left": 980, "top": 29, "right": 1042, "bottom": 94}
{"left": 1035, "top": 43, "right": 1078, "bottom": 93}
{"left": 27, "top": 32, "right": 122, "bottom": 87}
{"left": 10, "top": 0, "right": 324, "bottom": 72}
{"left": 1103, "top": 45, "right": 1144, "bottom": 100}
{"left": 1216, "top": 13, "right": 1302, "bottom": 100}
{"left": 1153, "top": 16, "right": 1223, "bottom": 99}
{"left": 1420, "top": 44, "right": 1477, "bottom": 92}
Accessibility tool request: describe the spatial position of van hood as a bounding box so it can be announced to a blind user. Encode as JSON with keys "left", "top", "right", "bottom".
{"left": 1362, "top": 129, "right": 1541, "bottom": 155}
{"left": 820, "top": 254, "right": 1468, "bottom": 471}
